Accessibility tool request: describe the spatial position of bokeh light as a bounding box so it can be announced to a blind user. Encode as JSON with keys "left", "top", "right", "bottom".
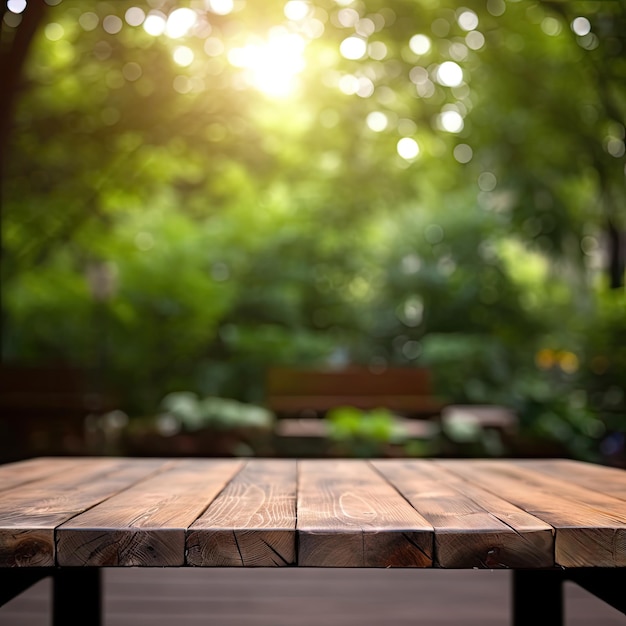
{"left": 122, "top": 62, "right": 142, "bottom": 81}
{"left": 204, "top": 37, "right": 225, "bottom": 56}
{"left": 79, "top": 12, "right": 99, "bottom": 31}
{"left": 7, "top": 0, "right": 27, "bottom": 14}
{"left": 125, "top": 7, "right": 145, "bottom": 27}
{"left": 338, "top": 74, "right": 359, "bottom": 95}
{"left": 284, "top": 1, "right": 310, "bottom": 21}
{"left": 397, "top": 137, "right": 419, "bottom": 160}
{"left": 103, "top": 15, "right": 123, "bottom": 35}
{"left": 453, "top": 143, "right": 473, "bottom": 163}
{"left": 340, "top": 36, "right": 367, "bottom": 60}
{"left": 436, "top": 61, "right": 463, "bottom": 87}
{"left": 173, "top": 46, "right": 194, "bottom": 67}
{"left": 541, "top": 17, "right": 562, "bottom": 37}
{"left": 571, "top": 16, "right": 591, "bottom": 36}
{"left": 438, "top": 109, "right": 464, "bottom": 133}
{"left": 144, "top": 12, "right": 167, "bottom": 36}
{"left": 337, "top": 8, "right": 359, "bottom": 28}
{"left": 478, "top": 171, "right": 497, "bottom": 191}
{"left": 44, "top": 23, "right": 64, "bottom": 41}
{"left": 465, "top": 31, "right": 485, "bottom": 50}
{"left": 166, "top": 8, "right": 198, "bottom": 39}
{"left": 366, "top": 111, "right": 388, "bottom": 132}
{"left": 457, "top": 10, "right": 478, "bottom": 31}
{"left": 409, "top": 34, "right": 431, "bottom": 55}
{"left": 207, "top": 0, "right": 235, "bottom": 16}
{"left": 487, "top": 0, "right": 506, "bottom": 17}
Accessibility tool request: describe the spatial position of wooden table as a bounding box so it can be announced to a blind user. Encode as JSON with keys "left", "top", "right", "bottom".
{"left": 1, "top": 456, "right": 625, "bottom": 625}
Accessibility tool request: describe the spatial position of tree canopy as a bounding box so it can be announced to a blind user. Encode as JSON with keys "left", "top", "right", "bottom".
{"left": 1, "top": 0, "right": 625, "bottom": 459}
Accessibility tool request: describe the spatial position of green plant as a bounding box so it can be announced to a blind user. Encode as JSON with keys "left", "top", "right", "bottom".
{"left": 516, "top": 391, "right": 606, "bottom": 463}
{"left": 157, "top": 391, "right": 275, "bottom": 434}
{"left": 325, "top": 406, "right": 412, "bottom": 457}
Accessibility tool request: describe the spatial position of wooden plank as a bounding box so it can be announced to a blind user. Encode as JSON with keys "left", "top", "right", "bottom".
{"left": 186, "top": 459, "right": 296, "bottom": 566}
{"left": 0, "top": 457, "right": 87, "bottom": 492}
{"left": 372, "top": 459, "right": 554, "bottom": 568}
{"left": 514, "top": 458, "right": 626, "bottom": 501}
{"left": 266, "top": 367, "right": 435, "bottom": 396}
{"left": 0, "top": 458, "right": 167, "bottom": 567}
{"left": 436, "top": 459, "right": 626, "bottom": 567}
{"left": 57, "top": 459, "right": 244, "bottom": 567}
{"left": 265, "top": 366, "right": 446, "bottom": 418}
{"left": 268, "top": 395, "right": 445, "bottom": 413}
{"left": 297, "top": 459, "right": 433, "bottom": 567}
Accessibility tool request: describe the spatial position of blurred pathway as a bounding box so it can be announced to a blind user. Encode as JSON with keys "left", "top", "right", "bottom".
{"left": 2, "top": 568, "right": 625, "bottom": 625}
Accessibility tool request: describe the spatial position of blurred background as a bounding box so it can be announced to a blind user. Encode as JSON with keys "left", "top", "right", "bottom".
{"left": 0, "top": 0, "right": 624, "bottom": 466}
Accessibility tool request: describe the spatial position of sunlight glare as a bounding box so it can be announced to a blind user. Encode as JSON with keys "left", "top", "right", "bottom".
{"left": 229, "top": 32, "right": 307, "bottom": 97}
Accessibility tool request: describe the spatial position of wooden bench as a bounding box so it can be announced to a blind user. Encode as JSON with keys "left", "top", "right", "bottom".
{"left": 265, "top": 366, "right": 518, "bottom": 451}
{"left": 265, "top": 365, "right": 446, "bottom": 418}
{"left": 1, "top": 456, "right": 626, "bottom": 625}
{"left": 267, "top": 365, "right": 446, "bottom": 446}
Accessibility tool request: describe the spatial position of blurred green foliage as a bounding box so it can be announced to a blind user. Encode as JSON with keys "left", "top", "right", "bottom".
{"left": 1, "top": 0, "right": 625, "bottom": 461}
{"left": 158, "top": 390, "right": 275, "bottom": 432}
{"left": 327, "top": 405, "right": 397, "bottom": 445}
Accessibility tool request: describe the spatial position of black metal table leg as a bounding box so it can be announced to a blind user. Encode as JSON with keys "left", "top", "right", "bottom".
{"left": 565, "top": 568, "right": 626, "bottom": 615}
{"left": 53, "top": 567, "right": 102, "bottom": 626}
{"left": 512, "top": 570, "right": 564, "bottom": 626}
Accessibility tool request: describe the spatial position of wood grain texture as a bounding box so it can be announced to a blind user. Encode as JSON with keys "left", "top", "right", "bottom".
{"left": 437, "top": 459, "right": 626, "bottom": 567}
{"left": 0, "top": 457, "right": 86, "bottom": 493}
{"left": 297, "top": 459, "right": 433, "bottom": 567}
{"left": 0, "top": 458, "right": 166, "bottom": 567}
{"left": 372, "top": 459, "right": 554, "bottom": 568}
{"left": 515, "top": 459, "right": 626, "bottom": 501}
{"left": 2, "top": 457, "right": 626, "bottom": 572}
{"left": 187, "top": 459, "right": 296, "bottom": 566}
{"left": 57, "top": 459, "right": 243, "bottom": 567}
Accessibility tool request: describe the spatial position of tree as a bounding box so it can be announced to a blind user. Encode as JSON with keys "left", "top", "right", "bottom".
{"left": 1, "top": 0, "right": 624, "bottom": 447}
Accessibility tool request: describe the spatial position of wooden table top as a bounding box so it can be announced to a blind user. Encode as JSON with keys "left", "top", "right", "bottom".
{"left": 1, "top": 457, "right": 625, "bottom": 570}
